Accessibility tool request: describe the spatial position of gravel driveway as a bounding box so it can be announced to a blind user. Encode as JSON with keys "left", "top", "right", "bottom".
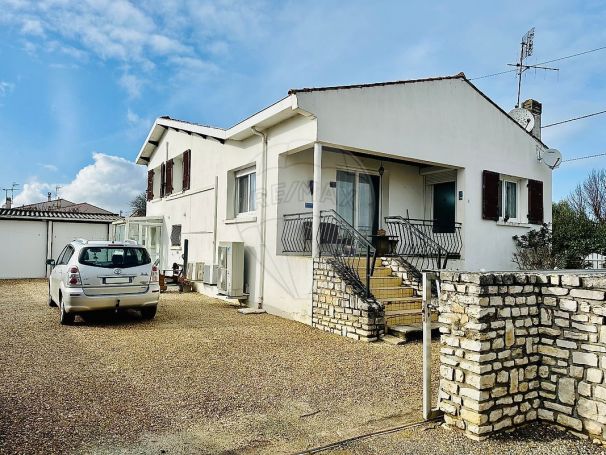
{"left": 0, "top": 280, "right": 602, "bottom": 454}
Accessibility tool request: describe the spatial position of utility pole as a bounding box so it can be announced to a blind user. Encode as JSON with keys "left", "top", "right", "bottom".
{"left": 507, "top": 28, "right": 558, "bottom": 107}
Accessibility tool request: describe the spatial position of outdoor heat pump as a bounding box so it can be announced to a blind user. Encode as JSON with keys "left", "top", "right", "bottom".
{"left": 195, "top": 262, "right": 204, "bottom": 281}
{"left": 217, "top": 241, "right": 244, "bottom": 297}
{"left": 203, "top": 264, "right": 218, "bottom": 285}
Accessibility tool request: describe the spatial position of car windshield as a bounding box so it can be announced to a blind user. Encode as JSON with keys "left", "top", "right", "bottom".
{"left": 78, "top": 247, "right": 151, "bottom": 269}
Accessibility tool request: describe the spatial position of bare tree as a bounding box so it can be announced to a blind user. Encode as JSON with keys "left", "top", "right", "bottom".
{"left": 130, "top": 192, "right": 147, "bottom": 217}
{"left": 567, "top": 170, "right": 606, "bottom": 222}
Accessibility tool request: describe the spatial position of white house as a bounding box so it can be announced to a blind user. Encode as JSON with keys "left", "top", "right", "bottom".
{"left": 129, "top": 74, "right": 554, "bottom": 329}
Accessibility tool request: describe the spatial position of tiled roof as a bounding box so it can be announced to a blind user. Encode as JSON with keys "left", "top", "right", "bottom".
{"left": 0, "top": 208, "right": 120, "bottom": 222}
{"left": 288, "top": 73, "right": 467, "bottom": 94}
{"left": 15, "top": 199, "right": 114, "bottom": 214}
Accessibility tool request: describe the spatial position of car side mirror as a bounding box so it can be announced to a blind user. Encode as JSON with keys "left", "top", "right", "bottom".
{"left": 46, "top": 259, "right": 55, "bottom": 266}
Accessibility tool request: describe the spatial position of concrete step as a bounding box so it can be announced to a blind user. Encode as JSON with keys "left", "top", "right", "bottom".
{"left": 372, "top": 286, "right": 415, "bottom": 299}
{"left": 388, "top": 322, "right": 442, "bottom": 341}
{"left": 381, "top": 334, "right": 408, "bottom": 346}
{"left": 388, "top": 324, "right": 423, "bottom": 341}
{"left": 354, "top": 266, "right": 393, "bottom": 277}
{"left": 386, "top": 311, "right": 438, "bottom": 327}
{"left": 379, "top": 296, "right": 422, "bottom": 305}
{"left": 369, "top": 276, "right": 403, "bottom": 289}
{"left": 384, "top": 308, "right": 423, "bottom": 316}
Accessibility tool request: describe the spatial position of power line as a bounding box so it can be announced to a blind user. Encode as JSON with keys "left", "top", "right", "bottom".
{"left": 469, "top": 45, "right": 606, "bottom": 81}
{"left": 542, "top": 109, "right": 606, "bottom": 128}
{"left": 562, "top": 152, "right": 606, "bottom": 163}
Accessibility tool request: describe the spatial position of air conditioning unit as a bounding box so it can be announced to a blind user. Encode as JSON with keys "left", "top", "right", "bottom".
{"left": 186, "top": 262, "right": 195, "bottom": 280}
{"left": 203, "top": 264, "right": 218, "bottom": 285}
{"left": 195, "top": 262, "right": 204, "bottom": 281}
{"left": 217, "top": 241, "right": 244, "bottom": 297}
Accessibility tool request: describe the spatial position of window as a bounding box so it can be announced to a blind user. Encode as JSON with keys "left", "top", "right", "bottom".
{"left": 498, "top": 178, "right": 519, "bottom": 222}
{"left": 78, "top": 247, "right": 151, "bottom": 269}
{"left": 57, "top": 246, "right": 74, "bottom": 265}
{"left": 235, "top": 168, "right": 256, "bottom": 215}
{"left": 171, "top": 224, "right": 182, "bottom": 247}
{"left": 114, "top": 224, "right": 126, "bottom": 241}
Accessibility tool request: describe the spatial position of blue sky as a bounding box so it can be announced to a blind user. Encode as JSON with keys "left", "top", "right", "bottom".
{"left": 0, "top": 0, "right": 605, "bottom": 213}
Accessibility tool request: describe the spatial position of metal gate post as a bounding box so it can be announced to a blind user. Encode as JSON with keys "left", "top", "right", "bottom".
{"left": 422, "top": 271, "right": 431, "bottom": 420}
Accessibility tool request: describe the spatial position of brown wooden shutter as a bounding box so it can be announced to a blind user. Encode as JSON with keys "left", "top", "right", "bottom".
{"left": 528, "top": 179, "right": 544, "bottom": 224}
{"left": 182, "top": 149, "right": 191, "bottom": 191}
{"left": 146, "top": 169, "right": 154, "bottom": 201}
{"left": 160, "top": 162, "right": 166, "bottom": 198}
{"left": 482, "top": 170, "right": 500, "bottom": 221}
{"left": 165, "top": 159, "right": 174, "bottom": 195}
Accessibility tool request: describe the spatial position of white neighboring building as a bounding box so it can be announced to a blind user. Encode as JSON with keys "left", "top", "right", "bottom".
{"left": 584, "top": 253, "right": 606, "bottom": 269}
{"left": 128, "top": 74, "right": 554, "bottom": 324}
{"left": 0, "top": 208, "right": 119, "bottom": 279}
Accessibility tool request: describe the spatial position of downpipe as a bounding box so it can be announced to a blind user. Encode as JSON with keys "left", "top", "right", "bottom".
{"left": 251, "top": 127, "right": 268, "bottom": 309}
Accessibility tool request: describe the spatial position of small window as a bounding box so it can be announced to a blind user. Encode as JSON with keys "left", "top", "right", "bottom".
{"left": 58, "top": 246, "right": 75, "bottom": 265}
{"left": 171, "top": 224, "right": 182, "bottom": 247}
{"left": 499, "top": 178, "right": 518, "bottom": 222}
{"left": 235, "top": 168, "right": 256, "bottom": 215}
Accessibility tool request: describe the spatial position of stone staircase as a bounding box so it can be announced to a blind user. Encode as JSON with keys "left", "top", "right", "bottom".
{"left": 352, "top": 258, "right": 438, "bottom": 342}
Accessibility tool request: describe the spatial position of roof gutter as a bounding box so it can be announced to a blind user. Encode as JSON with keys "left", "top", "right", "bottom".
{"left": 251, "top": 126, "right": 268, "bottom": 309}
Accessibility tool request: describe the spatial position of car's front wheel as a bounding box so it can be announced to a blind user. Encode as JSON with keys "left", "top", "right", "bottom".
{"left": 140, "top": 306, "right": 157, "bottom": 320}
{"left": 59, "top": 294, "right": 75, "bottom": 325}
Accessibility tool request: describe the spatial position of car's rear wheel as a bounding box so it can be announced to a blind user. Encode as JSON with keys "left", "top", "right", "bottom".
{"left": 141, "top": 306, "right": 157, "bottom": 320}
{"left": 48, "top": 284, "right": 57, "bottom": 307}
{"left": 59, "top": 294, "right": 75, "bottom": 325}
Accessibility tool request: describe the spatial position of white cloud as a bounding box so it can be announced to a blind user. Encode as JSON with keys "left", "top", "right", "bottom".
{"left": 13, "top": 153, "right": 146, "bottom": 213}
{"left": 38, "top": 163, "right": 58, "bottom": 172}
{"left": 0, "top": 81, "right": 15, "bottom": 96}
{"left": 21, "top": 18, "right": 44, "bottom": 36}
{"left": 119, "top": 72, "right": 145, "bottom": 99}
{"left": 126, "top": 108, "right": 150, "bottom": 131}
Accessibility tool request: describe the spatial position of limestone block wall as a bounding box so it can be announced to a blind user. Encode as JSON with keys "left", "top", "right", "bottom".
{"left": 438, "top": 271, "right": 606, "bottom": 444}
{"left": 312, "top": 258, "right": 385, "bottom": 342}
{"left": 437, "top": 272, "right": 541, "bottom": 439}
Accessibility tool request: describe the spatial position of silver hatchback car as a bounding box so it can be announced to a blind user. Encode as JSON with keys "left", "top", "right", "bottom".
{"left": 47, "top": 239, "right": 160, "bottom": 324}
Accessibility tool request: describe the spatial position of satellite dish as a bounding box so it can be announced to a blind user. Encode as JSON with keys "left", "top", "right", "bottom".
{"left": 541, "top": 148, "right": 562, "bottom": 169}
{"left": 509, "top": 108, "right": 535, "bottom": 132}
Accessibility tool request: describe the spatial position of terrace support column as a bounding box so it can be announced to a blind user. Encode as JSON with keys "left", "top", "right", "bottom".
{"left": 312, "top": 142, "right": 322, "bottom": 258}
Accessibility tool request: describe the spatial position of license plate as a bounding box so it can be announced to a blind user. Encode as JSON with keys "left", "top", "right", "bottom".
{"left": 105, "top": 277, "right": 130, "bottom": 284}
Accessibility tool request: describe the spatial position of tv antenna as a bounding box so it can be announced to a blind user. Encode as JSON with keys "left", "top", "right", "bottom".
{"left": 2, "top": 183, "right": 19, "bottom": 206}
{"left": 508, "top": 28, "right": 559, "bottom": 107}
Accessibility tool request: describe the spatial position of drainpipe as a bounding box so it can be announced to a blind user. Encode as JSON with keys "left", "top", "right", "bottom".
{"left": 251, "top": 127, "right": 268, "bottom": 309}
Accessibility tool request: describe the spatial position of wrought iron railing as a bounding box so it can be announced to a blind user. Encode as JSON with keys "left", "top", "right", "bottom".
{"left": 282, "top": 212, "right": 313, "bottom": 254}
{"left": 318, "top": 210, "right": 377, "bottom": 299}
{"left": 384, "top": 215, "right": 462, "bottom": 280}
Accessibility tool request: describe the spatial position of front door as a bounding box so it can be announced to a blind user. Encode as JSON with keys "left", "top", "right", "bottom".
{"left": 336, "top": 170, "right": 380, "bottom": 238}
{"left": 433, "top": 181, "right": 456, "bottom": 233}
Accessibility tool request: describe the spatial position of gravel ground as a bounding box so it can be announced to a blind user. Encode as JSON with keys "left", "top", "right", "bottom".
{"left": 0, "top": 280, "right": 602, "bottom": 455}
{"left": 320, "top": 421, "right": 605, "bottom": 454}
{"left": 0, "top": 279, "right": 438, "bottom": 454}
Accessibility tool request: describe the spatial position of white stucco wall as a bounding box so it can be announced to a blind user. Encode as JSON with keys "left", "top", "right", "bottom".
{"left": 51, "top": 222, "right": 109, "bottom": 259}
{"left": 145, "top": 115, "right": 317, "bottom": 323}
{"left": 0, "top": 219, "right": 110, "bottom": 279}
{"left": 295, "top": 79, "right": 553, "bottom": 270}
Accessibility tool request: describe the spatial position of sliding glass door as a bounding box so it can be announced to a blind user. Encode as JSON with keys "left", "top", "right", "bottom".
{"left": 336, "top": 170, "right": 380, "bottom": 238}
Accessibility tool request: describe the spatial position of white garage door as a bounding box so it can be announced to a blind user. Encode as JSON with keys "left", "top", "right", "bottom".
{"left": 51, "top": 222, "right": 109, "bottom": 260}
{"left": 0, "top": 220, "right": 47, "bottom": 279}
